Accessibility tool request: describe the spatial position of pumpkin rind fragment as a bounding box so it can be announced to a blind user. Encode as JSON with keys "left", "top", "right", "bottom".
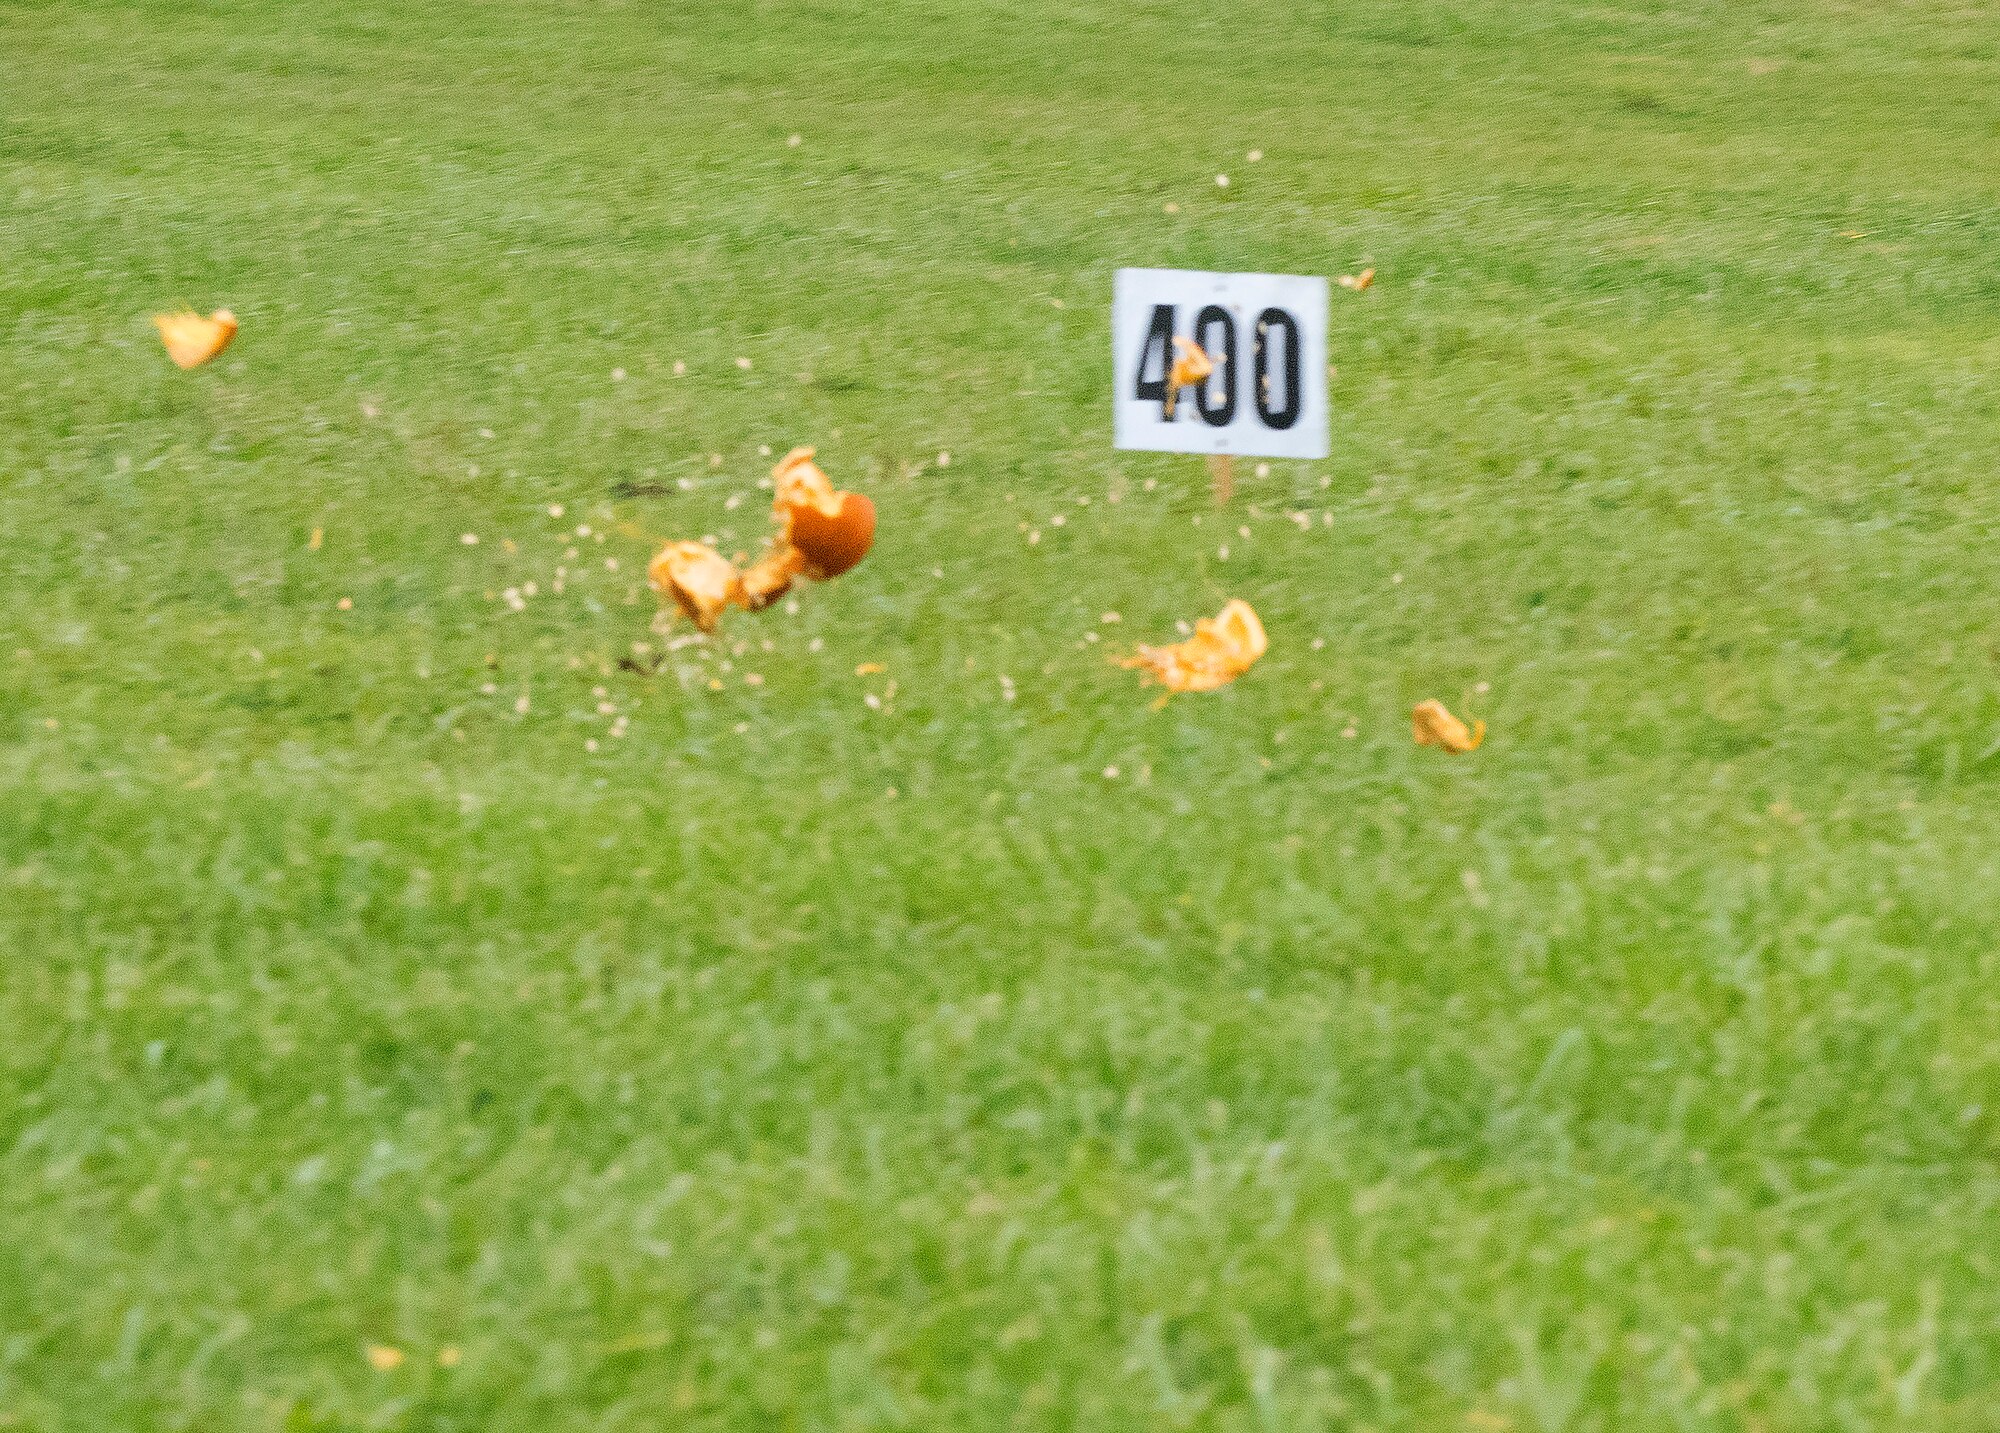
{"left": 647, "top": 540, "right": 742, "bottom": 632}
{"left": 1411, "top": 698, "right": 1484, "bottom": 753}
{"left": 1120, "top": 598, "right": 1267, "bottom": 693}
{"left": 154, "top": 308, "right": 238, "bottom": 369}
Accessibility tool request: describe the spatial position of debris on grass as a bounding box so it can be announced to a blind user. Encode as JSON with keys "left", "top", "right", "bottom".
{"left": 1412, "top": 699, "right": 1485, "bottom": 753}
{"left": 773, "top": 447, "right": 875, "bottom": 579}
{"left": 648, "top": 541, "right": 741, "bottom": 633}
{"left": 153, "top": 308, "right": 237, "bottom": 368}
{"left": 1119, "top": 598, "right": 1267, "bottom": 694}
{"left": 644, "top": 447, "right": 874, "bottom": 636}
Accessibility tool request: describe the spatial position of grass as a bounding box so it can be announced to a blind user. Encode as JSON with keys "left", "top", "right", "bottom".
{"left": 5, "top": 0, "right": 2000, "bottom": 1427}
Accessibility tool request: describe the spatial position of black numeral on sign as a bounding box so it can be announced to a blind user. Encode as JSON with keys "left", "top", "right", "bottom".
{"left": 1132, "top": 304, "right": 1175, "bottom": 410}
{"left": 1253, "top": 307, "right": 1302, "bottom": 430}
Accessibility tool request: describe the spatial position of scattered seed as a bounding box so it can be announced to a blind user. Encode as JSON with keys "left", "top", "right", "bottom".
{"left": 548, "top": 503, "right": 565, "bottom": 518}
{"left": 337, "top": 597, "right": 353, "bottom": 610}
{"left": 735, "top": 357, "right": 752, "bottom": 370}
{"left": 461, "top": 533, "right": 479, "bottom": 545}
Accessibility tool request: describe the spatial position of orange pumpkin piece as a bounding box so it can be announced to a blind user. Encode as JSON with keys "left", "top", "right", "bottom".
{"left": 771, "top": 447, "right": 875, "bottom": 578}
{"left": 1120, "top": 598, "right": 1267, "bottom": 693}
{"left": 1411, "top": 698, "right": 1484, "bottom": 753}
{"left": 647, "top": 540, "right": 742, "bottom": 632}
{"left": 738, "top": 541, "right": 805, "bottom": 610}
{"left": 154, "top": 308, "right": 238, "bottom": 368}
{"left": 1338, "top": 268, "right": 1375, "bottom": 291}
{"left": 1164, "top": 336, "right": 1216, "bottom": 417}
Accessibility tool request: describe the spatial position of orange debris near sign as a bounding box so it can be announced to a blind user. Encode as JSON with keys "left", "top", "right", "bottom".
{"left": 1120, "top": 598, "right": 1267, "bottom": 693}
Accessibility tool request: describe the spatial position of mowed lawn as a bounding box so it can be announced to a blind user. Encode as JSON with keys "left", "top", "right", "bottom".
{"left": 5, "top": 0, "right": 2000, "bottom": 1427}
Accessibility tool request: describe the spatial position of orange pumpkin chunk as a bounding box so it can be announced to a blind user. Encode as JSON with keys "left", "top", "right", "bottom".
{"left": 154, "top": 308, "right": 238, "bottom": 368}
{"left": 1411, "top": 698, "right": 1484, "bottom": 753}
{"left": 738, "top": 542, "right": 805, "bottom": 609}
{"left": 1163, "top": 337, "right": 1216, "bottom": 417}
{"left": 647, "top": 540, "right": 742, "bottom": 632}
{"left": 771, "top": 446, "right": 875, "bottom": 578}
{"left": 1121, "top": 598, "right": 1267, "bottom": 693}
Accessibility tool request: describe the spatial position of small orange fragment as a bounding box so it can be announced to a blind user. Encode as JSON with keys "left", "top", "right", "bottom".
{"left": 153, "top": 309, "right": 238, "bottom": 368}
{"left": 738, "top": 541, "right": 805, "bottom": 609}
{"left": 364, "top": 1345, "right": 404, "bottom": 1372}
{"left": 647, "top": 540, "right": 741, "bottom": 632}
{"left": 1338, "top": 268, "right": 1375, "bottom": 292}
{"left": 1164, "top": 337, "right": 1216, "bottom": 417}
{"left": 1120, "top": 598, "right": 1267, "bottom": 693}
{"left": 1412, "top": 699, "right": 1484, "bottom": 753}
{"left": 771, "top": 447, "right": 875, "bottom": 578}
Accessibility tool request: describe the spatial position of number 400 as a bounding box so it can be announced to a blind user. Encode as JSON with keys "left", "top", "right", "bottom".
{"left": 1132, "top": 303, "right": 1304, "bottom": 429}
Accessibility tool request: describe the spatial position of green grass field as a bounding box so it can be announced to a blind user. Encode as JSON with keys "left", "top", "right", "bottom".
{"left": 6, "top": 0, "right": 2000, "bottom": 1427}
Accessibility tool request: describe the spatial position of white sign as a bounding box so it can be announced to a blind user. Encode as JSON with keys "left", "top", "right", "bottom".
{"left": 1112, "top": 267, "right": 1329, "bottom": 460}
